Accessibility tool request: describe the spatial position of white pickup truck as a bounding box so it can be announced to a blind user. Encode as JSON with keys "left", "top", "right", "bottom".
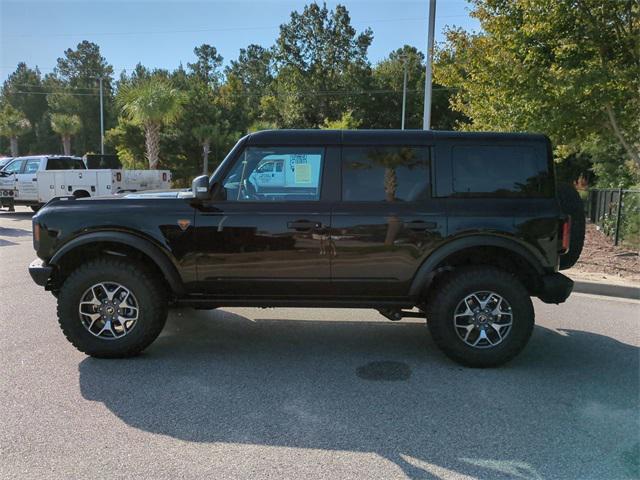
{"left": 0, "top": 155, "right": 171, "bottom": 211}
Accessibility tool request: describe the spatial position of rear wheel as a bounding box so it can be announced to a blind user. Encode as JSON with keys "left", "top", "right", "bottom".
{"left": 557, "top": 183, "right": 585, "bottom": 270}
{"left": 30, "top": 204, "right": 42, "bottom": 212}
{"left": 57, "top": 257, "right": 168, "bottom": 358}
{"left": 426, "top": 266, "right": 534, "bottom": 367}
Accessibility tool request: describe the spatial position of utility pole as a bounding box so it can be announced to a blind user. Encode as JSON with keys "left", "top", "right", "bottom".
{"left": 422, "top": 0, "right": 437, "bottom": 130}
{"left": 99, "top": 77, "right": 105, "bottom": 155}
{"left": 401, "top": 56, "right": 408, "bottom": 130}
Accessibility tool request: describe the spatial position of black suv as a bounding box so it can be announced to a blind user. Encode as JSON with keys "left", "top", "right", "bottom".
{"left": 29, "top": 130, "right": 582, "bottom": 367}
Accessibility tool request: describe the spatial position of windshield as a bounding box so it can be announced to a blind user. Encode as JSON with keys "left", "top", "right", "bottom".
{"left": 209, "top": 136, "right": 247, "bottom": 184}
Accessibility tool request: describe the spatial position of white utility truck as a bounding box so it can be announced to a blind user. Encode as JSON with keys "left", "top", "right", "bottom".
{"left": 0, "top": 155, "right": 171, "bottom": 211}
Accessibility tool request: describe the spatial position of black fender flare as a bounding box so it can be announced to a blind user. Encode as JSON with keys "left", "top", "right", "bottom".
{"left": 409, "top": 235, "right": 545, "bottom": 297}
{"left": 50, "top": 231, "right": 185, "bottom": 295}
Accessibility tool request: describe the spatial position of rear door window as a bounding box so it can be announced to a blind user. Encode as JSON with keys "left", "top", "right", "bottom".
{"left": 24, "top": 158, "right": 41, "bottom": 174}
{"left": 451, "top": 145, "right": 551, "bottom": 197}
{"left": 341, "top": 146, "right": 430, "bottom": 202}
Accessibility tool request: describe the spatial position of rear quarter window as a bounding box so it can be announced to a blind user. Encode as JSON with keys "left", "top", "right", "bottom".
{"left": 451, "top": 145, "right": 552, "bottom": 197}
{"left": 46, "top": 158, "right": 86, "bottom": 170}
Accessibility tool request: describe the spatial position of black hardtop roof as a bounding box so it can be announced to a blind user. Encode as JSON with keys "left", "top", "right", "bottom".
{"left": 245, "top": 129, "right": 549, "bottom": 146}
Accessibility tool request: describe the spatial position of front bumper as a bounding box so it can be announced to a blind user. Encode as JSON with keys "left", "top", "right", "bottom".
{"left": 538, "top": 272, "right": 574, "bottom": 304}
{"left": 29, "top": 258, "right": 53, "bottom": 287}
{"left": 0, "top": 189, "right": 14, "bottom": 207}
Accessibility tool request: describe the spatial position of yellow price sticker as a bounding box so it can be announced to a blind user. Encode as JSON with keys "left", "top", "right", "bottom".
{"left": 294, "top": 163, "right": 311, "bottom": 183}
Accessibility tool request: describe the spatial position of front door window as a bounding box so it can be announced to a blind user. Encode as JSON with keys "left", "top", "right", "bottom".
{"left": 4, "top": 159, "right": 23, "bottom": 174}
{"left": 223, "top": 147, "right": 324, "bottom": 202}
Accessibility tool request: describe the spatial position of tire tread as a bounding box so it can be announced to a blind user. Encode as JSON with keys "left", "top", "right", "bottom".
{"left": 56, "top": 257, "right": 167, "bottom": 358}
{"left": 426, "top": 266, "right": 534, "bottom": 367}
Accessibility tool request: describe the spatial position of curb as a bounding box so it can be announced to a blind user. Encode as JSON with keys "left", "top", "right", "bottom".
{"left": 573, "top": 280, "right": 640, "bottom": 300}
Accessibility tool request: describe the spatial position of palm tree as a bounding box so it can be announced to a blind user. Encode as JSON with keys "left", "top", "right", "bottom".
{"left": 118, "top": 78, "right": 183, "bottom": 169}
{"left": 367, "top": 147, "right": 421, "bottom": 245}
{"left": 193, "top": 122, "right": 237, "bottom": 175}
{"left": 50, "top": 113, "right": 81, "bottom": 155}
{"left": 0, "top": 106, "right": 31, "bottom": 157}
{"left": 192, "top": 125, "right": 218, "bottom": 176}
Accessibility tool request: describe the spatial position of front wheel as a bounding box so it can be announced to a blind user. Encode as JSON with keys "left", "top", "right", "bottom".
{"left": 57, "top": 257, "right": 168, "bottom": 358}
{"left": 426, "top": 266, "right": 534, "bottom": 367}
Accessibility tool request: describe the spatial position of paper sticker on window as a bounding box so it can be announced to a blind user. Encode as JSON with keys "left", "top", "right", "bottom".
{"left": 294, "top": 163, "right": 311, "bottom": 183}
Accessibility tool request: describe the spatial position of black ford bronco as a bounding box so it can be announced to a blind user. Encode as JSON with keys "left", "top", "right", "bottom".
{"left": 29, "top": 130, "right": 584, "bottom": 367}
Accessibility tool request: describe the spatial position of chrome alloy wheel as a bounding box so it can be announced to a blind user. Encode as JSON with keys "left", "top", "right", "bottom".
{"left": 78, "top": 283, "right": 139, "bottom": 339}
{"left": 453, "top": 291, "right": 513, "bottom": 349}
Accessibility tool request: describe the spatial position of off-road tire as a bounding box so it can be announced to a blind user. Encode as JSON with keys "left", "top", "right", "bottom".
{"left": 426, "top": 266, "right": 534, "bottom": 368}
{"left": 57, "top": 257, "right": 168, "bottom": 358}
{"left": 557, "top": 183, "right": 585, "bottom": 270}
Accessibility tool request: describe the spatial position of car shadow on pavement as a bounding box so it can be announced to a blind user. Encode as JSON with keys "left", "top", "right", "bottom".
{"left": 0, "top": 226, "right": 31, "bottom": 237}
{"left": 0, "top": 226, "right": 32, "bottom": 246}
{"left": 78, "top": 309, "right": 639, "bottom": 480}
{"left": 0, "top": 210, "right": 33, "bottom": 220}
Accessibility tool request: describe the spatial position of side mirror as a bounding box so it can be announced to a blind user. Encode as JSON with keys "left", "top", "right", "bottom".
{"left": 191, "top": 175, "right": 210, "bottom": 200}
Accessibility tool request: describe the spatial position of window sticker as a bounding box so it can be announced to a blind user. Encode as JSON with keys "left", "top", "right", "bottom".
{"left": 294, "top": 163, "right": 312, "bottom": 183}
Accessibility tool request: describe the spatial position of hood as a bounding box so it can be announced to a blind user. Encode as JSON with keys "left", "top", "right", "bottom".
{"left": 119, "top": 188, "right": 192, "bottom": 199}
{"left": 38, "top": 188, "right": 194, "bottom": 213}
{"left": 68, "top": 188, "right": 192, "bottom": 201}
{"left": 0, "top": 173, "right": 14, "bottom": 189}
{"left": 41, "top": 188, "right": 193, "bottom": 209}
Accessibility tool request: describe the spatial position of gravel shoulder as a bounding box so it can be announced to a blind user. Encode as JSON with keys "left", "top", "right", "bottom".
{"left": 568, "top": 223, "right": 640, "bottom": 285}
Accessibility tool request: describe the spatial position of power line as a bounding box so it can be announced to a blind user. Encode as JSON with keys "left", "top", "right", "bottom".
{"left": 1, "top": 15, "right": 469, "bottom": 39}
{"left": 8, "top": 90, "right": 101, "bottom": 97}
{"left": 7, "top": 84, "right": 102, "bottom": 92}
{"left": 5, "top": 86, "right": 459, "bottom": 98}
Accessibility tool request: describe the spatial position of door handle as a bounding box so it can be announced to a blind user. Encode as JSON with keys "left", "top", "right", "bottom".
{"left": 32, "top": 178, "right": 38, "bottom": 182}
{"left": 287, "top": 220, "right": 321, "bottom": 230}
{"left": 406, "top": 220, "right": 437, "bottom": 231}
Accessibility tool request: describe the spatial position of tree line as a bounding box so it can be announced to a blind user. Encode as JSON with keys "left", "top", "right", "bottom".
{"left": 0, "top": 1, "right": 637, "bottom": 188}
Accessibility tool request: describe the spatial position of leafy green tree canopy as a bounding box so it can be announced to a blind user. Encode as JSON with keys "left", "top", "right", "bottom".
{"left": 264, "top": 2, "right": 374, "bottom": 127}
{"left": 435, "top": 0, "right": 639, "bottom": 173}
{"left": 52, "top": 41, "right": 115, "bottom": 154}
{"left": 188, "top": 44, "right": 223, "bottom": 85}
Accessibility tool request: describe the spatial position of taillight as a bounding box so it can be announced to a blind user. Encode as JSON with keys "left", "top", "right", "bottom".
{"left": 561, "top": 217, "right": 571, "bottom": 253}
{"left": 33, "top": 222, "right": 40, "bottom": 249}
{"left": 162, "top": 173, "right": 167, "bottom": 181}
{"left": 116, "top": 172, "right": 122, "bottom": 182}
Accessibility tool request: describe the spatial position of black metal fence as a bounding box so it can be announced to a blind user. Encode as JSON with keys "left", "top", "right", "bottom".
{"left": 587, "top": 189, "right": 640, "bottom": 247}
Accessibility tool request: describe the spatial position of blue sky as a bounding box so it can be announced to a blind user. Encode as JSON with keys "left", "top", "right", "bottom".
{"left": 0, "top": 0, "right": 480, "bottom": 82}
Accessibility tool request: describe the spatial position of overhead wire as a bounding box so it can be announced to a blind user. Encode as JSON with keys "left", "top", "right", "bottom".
{"left": 5, "top": 86, "right": 459, "bottom": 98}
{"left": 1, "top": 15, "right": 470, "bottom": 39}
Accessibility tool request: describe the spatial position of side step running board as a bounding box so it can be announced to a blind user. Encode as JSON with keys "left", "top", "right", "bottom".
{"left": 378, "top": 308, "right": 426, "bottom": 321}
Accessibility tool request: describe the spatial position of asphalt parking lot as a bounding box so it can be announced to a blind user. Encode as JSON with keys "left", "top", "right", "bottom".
{"left": 1, "top": 207, "right": 639, "bottom": 480}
